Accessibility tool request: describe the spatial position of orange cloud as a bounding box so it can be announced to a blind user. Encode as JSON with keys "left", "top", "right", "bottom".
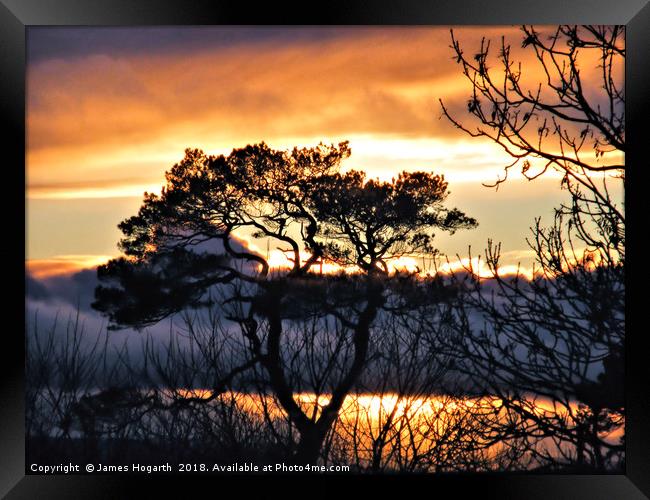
{"left": 28, "top": 27, "right": 531, "bottom": 193}
{"left": 26, "top": 255, "right": 113, "bottom": 279}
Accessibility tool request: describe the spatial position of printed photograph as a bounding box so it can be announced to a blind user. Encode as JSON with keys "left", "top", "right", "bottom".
{"left": 26, "top": 25, "right": 625, "bottom": 474}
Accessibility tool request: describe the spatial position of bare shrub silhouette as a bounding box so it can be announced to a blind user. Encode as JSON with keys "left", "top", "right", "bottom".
{"left": 439, "top": 25, "right": 625, "bottom": 471}
{"left": 26, "top": 310, "right": 140, "bottom": 464}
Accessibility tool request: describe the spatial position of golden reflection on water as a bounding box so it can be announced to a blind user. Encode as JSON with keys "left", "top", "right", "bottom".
{"left": 172, "top": 389, "right": 623, "bottom": 469}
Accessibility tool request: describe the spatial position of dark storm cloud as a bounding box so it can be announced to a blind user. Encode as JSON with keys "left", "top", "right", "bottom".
{"left": 27, "top": 26, "right": 366, "bottom": 64}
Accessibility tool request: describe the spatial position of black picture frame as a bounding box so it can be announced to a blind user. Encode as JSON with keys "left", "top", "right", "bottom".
{"left": 4, "top": 1, "right": 649, "bottom": 497}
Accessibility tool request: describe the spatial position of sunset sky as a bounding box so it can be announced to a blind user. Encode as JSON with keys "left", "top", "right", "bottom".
{"left": 26, "top": 26, "right": 624, "bottom": 278}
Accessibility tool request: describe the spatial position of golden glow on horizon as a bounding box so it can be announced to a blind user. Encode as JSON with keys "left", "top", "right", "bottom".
{"left": 26, "top": 255, "right": 114, "bottom": 278}
{"left": 25, "top": 242, "right": 607, "bottom": 282}
{"left": 263, "top": 248, "right": 540, "bottom": 280}
{"left": 438, "top": 257, "right": 536, "bottom": 280}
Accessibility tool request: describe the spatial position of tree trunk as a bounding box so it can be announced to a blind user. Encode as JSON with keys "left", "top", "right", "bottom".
{"left": 261, "top": 281, "right": 384, "bottom": 465}
{"left": 294, "top": 425, "right": 326, "bottom": 464}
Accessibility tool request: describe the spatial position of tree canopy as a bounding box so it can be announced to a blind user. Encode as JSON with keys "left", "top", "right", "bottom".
{"left": 93, "top": 141, "right": 477, "bottom": 329}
